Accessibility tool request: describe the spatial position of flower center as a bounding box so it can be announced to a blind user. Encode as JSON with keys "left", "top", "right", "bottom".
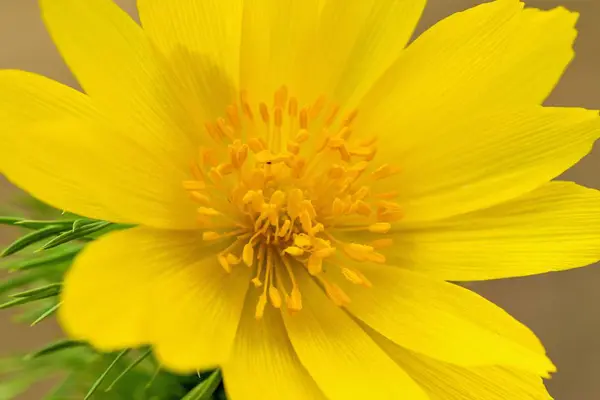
{"left": 182, "top": 86, "right": 402, "bottom": 319}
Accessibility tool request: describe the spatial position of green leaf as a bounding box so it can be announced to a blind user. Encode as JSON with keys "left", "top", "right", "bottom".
{"left": 86, "top": 223, "right": 133, "bottom": 239}
{"left": 72, "top": 219, "right": 95, "bottom": 231}
{"left": 84, "top": 349, "right": 130, "bottom": 400}
{"left": 26, "top": 339, "right": 85, "bottom": 360}
{"left": 181, "top": 370, "right": 222, "bottom": 400}
{"left": 0, "top": 291, "right": 58, "bottom": 310}
{"left": 0, "top": 217, "right": 22, "bottom": 227}
{"left": 145, "top": 364, "right": 162, "bottom": 390}
{"left": 7, "top": 245, "right": 82, "bottom": 271}
{"left": 30, "top": 302, "right": 61, "bottom": 326}
{"left": 13, "top": 298, "right": 55, "bottom": 324}
{"left": 1, "top": 225, "right": 67, "bottom": 257}
{"left": 105, "top": 348, "right": 152, "bottom": 391}
{"left": 10, "top": 283, "right": 61, "bottom": 298}
{"left": 40, "top": 221, "right": 112, "bottom": 250}
{"left": 14, "top": 219, "right": 80, "bottom": 229}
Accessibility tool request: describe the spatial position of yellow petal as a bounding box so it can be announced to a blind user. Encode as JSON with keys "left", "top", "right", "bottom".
{"left": 41, "top": 0, "right": 202, "bottom": 153}
{"left": 223, "top": 294, "right": 325, "bottom": 400}
{"left": 301, "top": 0, "right": 425, "bottom": 107}
{"left": 137, "top": 0, "right": 241, "bottom": 120}
{"left": 359, "top": 0, "right": 578, "bottom": 127}
{"left": 371, "top": 107, "right": 600, "bottom": 222}
{"left": 0, "top": 71, "right": 198, "bottom": 229}
{"left": 59, "top": 227, "right": 250, "bottom": 372}
{"left": 388, "top": 181, "right": 600, "bottom": 281}
{"left": 281, "top": 269, "right": 428, "bottom": 400}
{"left": 332, "top": 265, "right": 555, "bottom": 376}
{"left": 239, "top": 0, "right": 320, "bottom": 103}
{"left": 368, "top": 327, "right": 552, "bottom": 400}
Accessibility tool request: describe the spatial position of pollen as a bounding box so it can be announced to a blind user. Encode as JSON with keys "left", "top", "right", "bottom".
{"left": 182, "top": 86, "right": 402, "bottom": 319}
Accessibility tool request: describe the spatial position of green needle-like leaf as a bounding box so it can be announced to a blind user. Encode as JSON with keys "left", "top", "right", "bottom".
{"left": 145, "top": 364, "right": 162, "bottom": 390}
{"left": 26, "top": 339, "right": 85, "bottom": 359}
{"left": 1, "top": 225, "right": 67, "bottom": 257}
{"left": 105, "top": 348, "right": 153, "bottom": 391}
{"left": 30, "top": 302, "right": 61, "bottom": 326}
{"left": 84, "top": 349, "right": 130, "bottom": 400}
{"left": 10, "top": 283, "right": 61, "bottom": 298}
{"left": 0, "top": 297, "right": 38, "bottom": 311}
{"left": 40, "top": 221, "right": 112, "bottom": 250}
{"left": 72, "top": 219, "right": 95, "bottom": 231}
{"left": 8, "top": 245, "right": 82, "bottom": 271}
{"left": 14, "top": 219, "right": 80, "bottom": 229}
{"left": 0, "top": 217, "right": 23, "bottom": 226}
{"left": 0, "top": 291, "right": 58, "bottom": 310}
{"left": 182, "top": 370, "right": 222, "bottom": 400}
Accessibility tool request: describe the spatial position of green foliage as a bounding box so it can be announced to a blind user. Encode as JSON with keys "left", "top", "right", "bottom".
{"left": 0, "top": 216, "right": 128, "bottom": 257}
{"left": 84, "top": 349, "right": 131, "bottom": 400}
{"left": 0, "top": 345, "right": 188, "bottom": 400}
{"left": 0, "top": 201, "right": 227, "bottom": 399}
{"left": 181, "top": 370, "right": 222, "bottom": 400}
{"left": 1, "top": 225, "right": 68, "bottom": 257}
{"left": 41, "top": 221, "right": 113, "bottom": 250}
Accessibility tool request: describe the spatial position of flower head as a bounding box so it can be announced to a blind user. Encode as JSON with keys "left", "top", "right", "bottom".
{"left": 2, "top": 0, "right": 600, "bottom": 398}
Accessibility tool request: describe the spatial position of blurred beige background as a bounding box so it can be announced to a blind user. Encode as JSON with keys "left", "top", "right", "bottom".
{"left": 0, "top": 0, "right": 599, "bottom": 399}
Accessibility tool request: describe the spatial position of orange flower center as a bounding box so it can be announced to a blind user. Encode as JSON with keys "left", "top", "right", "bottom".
{"left": 182, "top": 86, "right": 402, "bottom": 318}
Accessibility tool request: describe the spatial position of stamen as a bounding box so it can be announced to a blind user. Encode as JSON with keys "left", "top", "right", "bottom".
{"left": 202, "top": 229, "right": 246, "bottom": 241}
{"left": 343, "top": 243, "right": 375, "bottom": 262}
{"left": 248, "top": 138, "right": 265, "bottom": 153}
{"left": 255, "top": 248, "right": 277, "bottom": 319}
{"left": 342, "top": 109, "right": 359, "bottom": 126}
{"left": 295, "top": 129, "right": 309, "bottom": 143}
{"left": 283, "top": 246, "right": 304, "bottom": 256}
{"left": 307, "top": 254, "right": 323, "bottom": 275}
{"left": 269, "top": 286, "right": 282, "bottom": 308}
{"left": 317, "top": 275, "right": 351, "bottom": 306}
{"left": 377, "top": 210, "right": 404, "bottom": 222}
{"left": 190, "top": 192, "right": 210, "bottom": 205}
{"left": 184, "top": 87, "right": 403, "bottom": 317}
{"left": 197, "top": 207, "right": 221, "bottom": 217}
{"left": 332, "top": 198, "right": 345, "bottom": 216}
{"left": 368, "top": 222, "right": 392, "bottom": 233}
{"left": 226, "top": 105, "right": 241, "bottom": 130}
{"left": 299, "top": 108, "right": 308, "bottom": 129}
{"left": 218, "top": 254, "right": 232, "bottom": 273}
{"left": 289, "top": 97, "right": 298, "bottom": 117}
{"left": 341, "top": 267, "right": 372, "bottom": 287}
{"left": 354, "top": 201, "right": 372, "bottom": 216}
{"left": 294, "top": 234, "right": 312, "bottom": 248}
{"left": 255, "top": 294, "right": 267, "bottom": 319}
{"left": 278, "top": 219, "right": 291, "bottom": 237}
{"left": 243, "top": 243, "right": 255, "bottom": 267}
{"left": 251, "top": 260, "right": 264, "bottom": 287}
{"left": 372, "top": 164, "right": 400, "bottom": 180}
{"left": 288, "top": 286, "right": 302, "bottom": 311}
{"left": 203, "top": 231, "right": 221, "bottom": 241}
{"left": 259, "top": 103, "right": 270, "bottom": 124}
{"left": 274, "top": 107, "right": 283, "bottom": 128}
{"left": 226, "top": 254, "right": 241, "bottom": 264}
{"left": 274, "top": 85, "right": 288, "bottom": 109}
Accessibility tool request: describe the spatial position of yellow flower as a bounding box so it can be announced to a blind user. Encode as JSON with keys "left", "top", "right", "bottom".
{"left": 1, "top": 0, "right": 600, "bottom": 398}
